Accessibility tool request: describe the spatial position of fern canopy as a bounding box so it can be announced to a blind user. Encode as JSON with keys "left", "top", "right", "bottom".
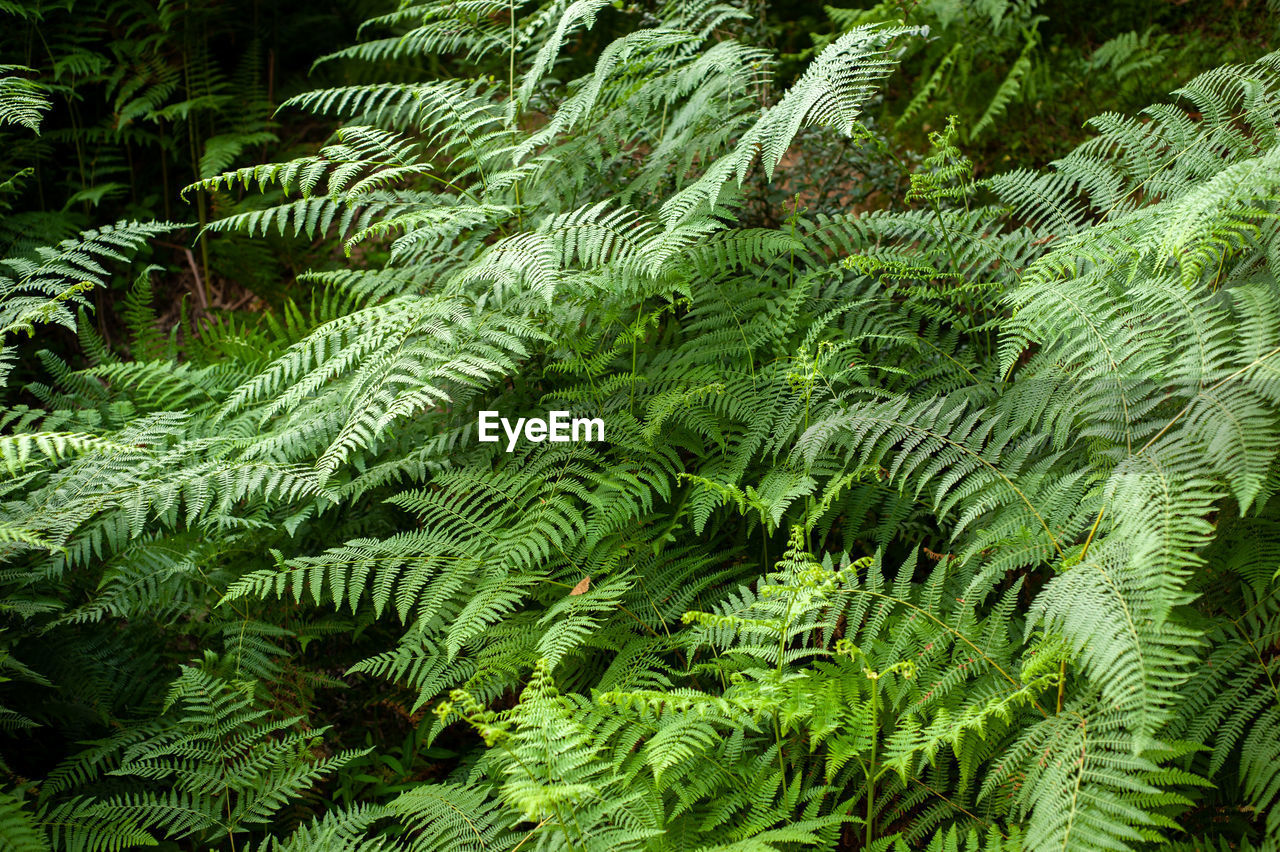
{"left": 1, "top": 2, "right": 1279, "bottom": 851}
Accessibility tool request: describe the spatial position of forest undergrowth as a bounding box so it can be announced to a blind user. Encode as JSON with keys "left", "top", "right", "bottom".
{"left": 2, "top": 1, "right": 1280, "bottom": 850}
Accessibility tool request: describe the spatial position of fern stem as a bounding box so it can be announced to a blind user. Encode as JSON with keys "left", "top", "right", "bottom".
{"left": 774, "top": 571, "right": 802, "bottom": 801}
{"left": 1080, "top": 504, "right": 1105, "bottom": 559}
{"left": 1137, "top": 343, "right": 1280, "bottom": 458}
{"left": 226, "top": 794, "right": 237, "bottom": 852}
{"left": 1230, "top": 612, "right": 1280, "bottom": 708}
{"left": 1064, "top": 497, "right": 1108, "bottom": 723}
{"left": 927, "top": 196, "right": 961, "bottom": 273}
{"left": 866, "top": 670, "right": 879, "bottom": 849}
{"left": 196, "top": 193, "right": 211, "bottom": 309}
{"left": 508, "top": 0, "right": 517, "bottom": 128}
{"left": 511, "top": 817, "right": 552, "bottom": 852}
{"left": 629, "top": 299, "right": 643, "bottom": 415}
{"left": 847, "top": 412, "right": 1063, "bottom": 556}
{"left": 775, "top": 715, "right": 789, "bottom": 802}
{"left": 839, "top": 588, "right": 1049, "bottom": 716}
{"left": 159, "top": 122, "right": 172, "bottom": 220}
{"left": 907, "top": 772, "right": 999, "bottom": 834}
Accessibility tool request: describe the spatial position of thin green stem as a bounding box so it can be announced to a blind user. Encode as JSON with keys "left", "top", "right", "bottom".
{"left": 866, "top": 672, "right": 879, "bottom": 849}
{"left": 508, "top": 0, "right": 517, "bottom": 126}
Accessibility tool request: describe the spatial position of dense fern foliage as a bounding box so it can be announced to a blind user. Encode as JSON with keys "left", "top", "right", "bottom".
{"left": 2, "top": 1, "right": 1280, "bottom": 849}
{"left": 0, "top": 0, "right": 377, "bottom": 327}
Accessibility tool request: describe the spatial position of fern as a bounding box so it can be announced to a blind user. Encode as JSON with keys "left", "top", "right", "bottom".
{"left": 4, "top": 4, "right": 1280, "bottom": 852}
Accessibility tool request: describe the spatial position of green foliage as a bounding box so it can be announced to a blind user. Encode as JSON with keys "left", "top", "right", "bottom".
{"left": 2, "top": 1, "right": 1279, "bottom": 851}
{"left": 812, "top": 0, "right": 1277, "bottom": 165}
{"left": 0, "top": 0, "right": 371, "bottom": 318}
{"left": 0, "top": 66, "right": 50, "bottom": 134}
